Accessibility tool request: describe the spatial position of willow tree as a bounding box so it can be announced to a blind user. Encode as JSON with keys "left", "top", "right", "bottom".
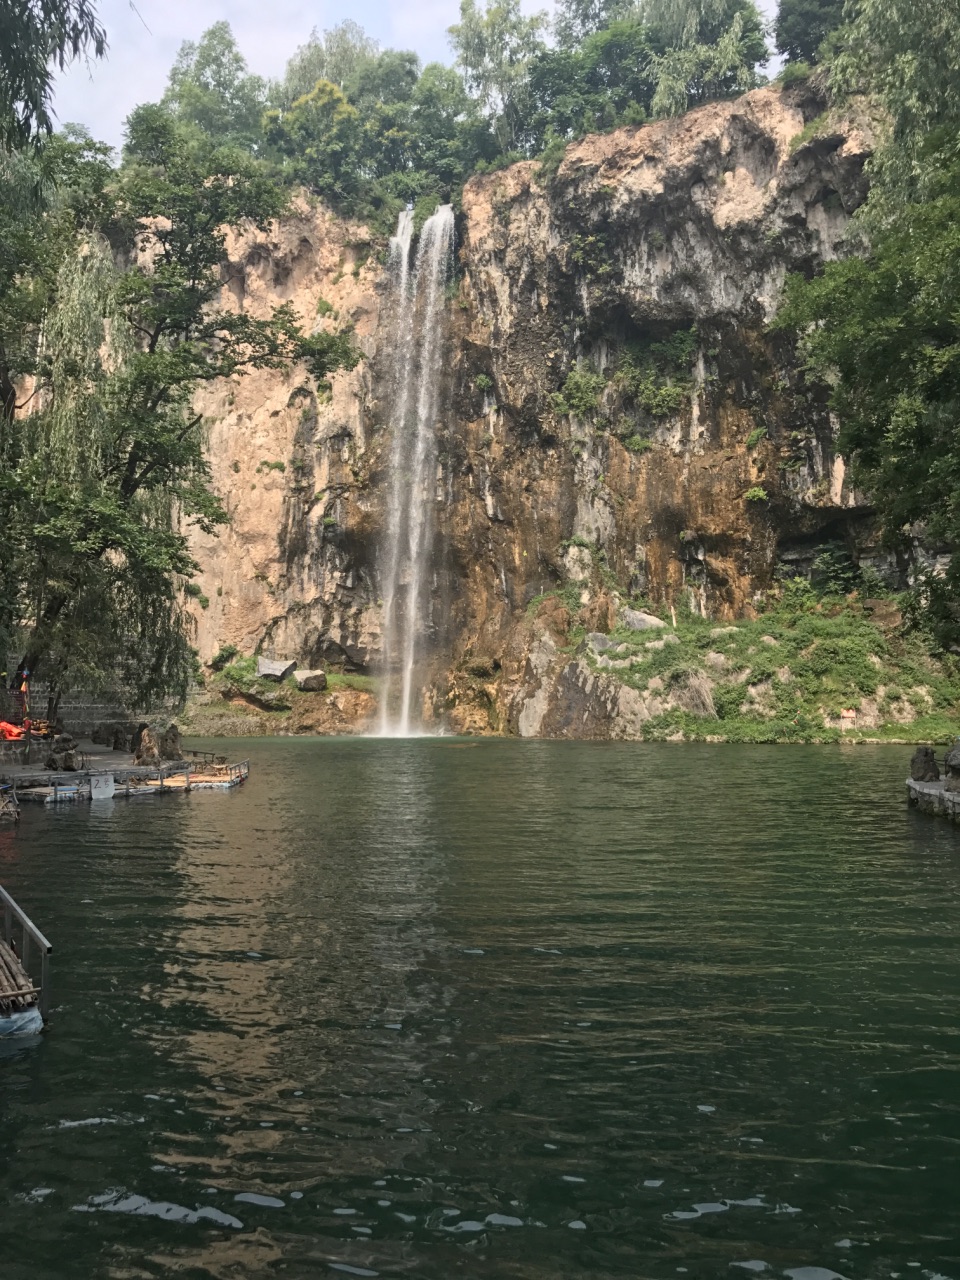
{"left": 9, "top": 109, "right": 358, "bottom": 706}
{"left": 0, "top": 0, "right": 106, "bottom": 147}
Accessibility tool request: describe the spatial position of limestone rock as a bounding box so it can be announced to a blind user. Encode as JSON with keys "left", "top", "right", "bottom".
{"left": 158, "top": 723, "right": 183, "bottom": 762}
{"left": 246, "top": 684, "right": 291, "bottom": 711}
{"left": 257, "top": 657, "right": 296, "bottom": 682}
{"left": 910, "top": 746, "right": 940, "bottom": 782}
{"left": 944, "top": 742, "right": 960, "bottom": 792}
{"left": 587, "top": 633, "right": 615, "bottom": 652}
{"left": 176, "top": 88, "right": 878, "bottom": 741}
{"left": 620, "top": 609, "right": 666, "bottom": 632}
{"left": 134, "top": 727, "right": 160, "bottom": 766}
{"left": 294, "top": 669, "right": 328, "bottom": 692}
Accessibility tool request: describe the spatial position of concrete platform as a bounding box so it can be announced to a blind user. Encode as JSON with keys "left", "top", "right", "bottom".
{"left": 906, "top": 778, "right": 960, "bottom": 822}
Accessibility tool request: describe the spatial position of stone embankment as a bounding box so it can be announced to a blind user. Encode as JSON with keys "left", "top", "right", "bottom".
{"left": 907, "top": 743, "right": 960, "bottom": 822}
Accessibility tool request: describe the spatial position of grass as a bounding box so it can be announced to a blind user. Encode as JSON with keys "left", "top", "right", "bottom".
{"left": 538, "top": 581, "right": 960, "bottom": 743}
{"left": 326, "top": 672, "right": 376, "bottom": 693}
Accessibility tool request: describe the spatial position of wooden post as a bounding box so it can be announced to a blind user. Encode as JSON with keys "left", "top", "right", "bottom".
{"left": 40, "top": 950, "right": 49, "bottom": 1019}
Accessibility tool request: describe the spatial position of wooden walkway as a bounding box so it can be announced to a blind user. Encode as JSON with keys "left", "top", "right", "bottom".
{"left": 0, "top": 886, "right": 52, "bottom": 1021}
{"left": 0, "top": 938, "right": 38, "bottom": 1012}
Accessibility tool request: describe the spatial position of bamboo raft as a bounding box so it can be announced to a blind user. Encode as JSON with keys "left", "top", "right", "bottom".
{"left": 0, "top": 886, "right": 51, "bottom": 1036}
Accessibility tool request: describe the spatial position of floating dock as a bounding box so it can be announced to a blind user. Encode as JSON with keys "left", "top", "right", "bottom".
{"left": 5, "top": 757, "right": 249, "bottom": 806}
{"left": 906, "top": 778, "right": 960, "bottom": 822}
{"left": 0, "top": 885, "right": 51, "bottom": 1035}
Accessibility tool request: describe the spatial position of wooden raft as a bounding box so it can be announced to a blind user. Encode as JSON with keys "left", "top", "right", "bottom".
{"left": 0, "top": 938, "right": 38, "bottom": 1013}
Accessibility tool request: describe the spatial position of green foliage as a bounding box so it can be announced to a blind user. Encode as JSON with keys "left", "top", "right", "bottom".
{"left": 115, "top": 3, "right": 770, "bottom": 227}
{"left": 209, "top": 644, "right": 239, "bottom": 671}
{"left": 746, "top": 426, "right": 767, "bottom": 449}
{"left": 744, "top": 486, "right": 769, "bottom": 502}
{"left": 552, "top": 366, "right": 607, "bottom": 417}
{"left": 578, "top": 591, "right": 960, "bottom": 742}
{"left": 264, "top": 79, "right": 363, "bottom": 203}
{"left": 0, "top": 0, "right": 106, "bottom": 147}
{"left": 775, "top": 0, "right": 844, "bottom": 64}
{"left": 0, "top": 114, "right": 359, "bottom": 703}
{"left": 449, "top": 0, "right": 548, "bottom": 154}
{"left": 325, "top": 671, "right": 376, "bottom": 693}
{"left": 218, "top": 654, "right": 258, "bottom": 691}
{"left": 624, "top": 434, "right": 653, "bottom": 452}
{"left": 778, "top": 60, "right": 813, "bottom": 86}
{"left": 788, "top": 111, "right": 832, "bottom": 153}
{"left": 829, "top": 0, "right": 960, "bottom": 211}
{"left": 776, "top": 174, "right": 960, "bottom": 645}
{"left": 162, "top": 21, "right": 266, "bottom": 151}
{"left": 474, "top": 373, "right": 493, "bottom": 390}
{"left": 647, "top": 3, "right": 768, "bottom": 118}
{"left": 810, "top": 544, "right": 861, "bottom": 595}
{"left": 615, "top": 326, "right": 698, "bottom": 418}
{"left": 316, "top": 297, "right": 334, "bottom": 316}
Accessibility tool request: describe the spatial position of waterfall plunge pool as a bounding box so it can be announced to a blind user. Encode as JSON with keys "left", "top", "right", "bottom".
{"left": 1, "top": 736, "right": 959, "bottom": 1279}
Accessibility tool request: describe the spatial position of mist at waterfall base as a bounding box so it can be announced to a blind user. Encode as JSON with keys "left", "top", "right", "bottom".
{"left": 3, "top": 738, "right": 960, "bottom": 1279}
{"left": 377, "top": 206, "right": 455, "bottom": 738}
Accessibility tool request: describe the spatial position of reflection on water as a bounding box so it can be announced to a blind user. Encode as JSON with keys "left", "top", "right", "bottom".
{"left": 1, "top": 740, "right": 960, "bottom": 1279}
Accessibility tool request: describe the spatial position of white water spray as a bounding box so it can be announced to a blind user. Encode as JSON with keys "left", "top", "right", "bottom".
{"left": 378, "top": 205, "right": 455, "bottom": 736}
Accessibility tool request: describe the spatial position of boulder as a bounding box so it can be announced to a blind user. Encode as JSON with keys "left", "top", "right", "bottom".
{"left": 257, "top": 657, "right": 296, "bottom": 682}
{"left": 620, "top": 608, "right": 666, "bottom": 632}
{"left": 158, "top": 723, "right": 183, "bottom": 761}
{"left": 587, "top": 633, "right": 615, "bottom": 652}
{"left": 910, "top": 746, "right": 940, "bottom": 782}
{"left": 944, "top": 741, "right": 960, "bottom": 792}
{"left": 134, "top": 727, "right": 160, "bottom": 766}
{"left": 294, "top": 669, "right": 328, "bottom": 693}
{"left": 247, "top": 684, "right": 291, "bottom": 711}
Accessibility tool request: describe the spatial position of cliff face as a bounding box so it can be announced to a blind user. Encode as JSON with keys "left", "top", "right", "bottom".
{"left": 186, "top": 85, "right": 877, "bottom": 737}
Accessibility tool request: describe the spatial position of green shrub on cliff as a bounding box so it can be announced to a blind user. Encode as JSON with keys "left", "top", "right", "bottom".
{"left": 552, "top": 367, "right": 607, "bottom": 418}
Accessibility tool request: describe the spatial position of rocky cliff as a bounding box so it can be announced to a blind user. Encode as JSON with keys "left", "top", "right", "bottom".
{"left": 185, "top": 84, "right": 883, "bottom": 738}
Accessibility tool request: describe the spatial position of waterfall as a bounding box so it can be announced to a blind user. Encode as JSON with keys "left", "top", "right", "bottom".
{"left": 377, "top": 205, "right": 455, "bottom": 736}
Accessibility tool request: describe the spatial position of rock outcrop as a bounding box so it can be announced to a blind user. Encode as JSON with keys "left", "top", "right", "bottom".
{"left": 183, "top": 85, "right": 885, "bottom": 738}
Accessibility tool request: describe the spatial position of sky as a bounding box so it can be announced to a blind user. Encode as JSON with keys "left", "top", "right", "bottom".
{"left": 52, "top": 0, "right": 778, "bottom": 152}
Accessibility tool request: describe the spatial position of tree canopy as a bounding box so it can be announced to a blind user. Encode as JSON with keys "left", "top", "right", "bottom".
{"left": 0, "top": 0, "right": 106, "bottom": 147}
{"left": 0, "top": 37, "right": 359, "bottom": 704}
{"left": 775, "top": 0, "right": 960, "bottom": 644}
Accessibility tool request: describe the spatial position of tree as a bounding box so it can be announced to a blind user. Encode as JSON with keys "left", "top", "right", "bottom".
{"left": 7, "top": 110, "right": 359, "bottom": 699}
{"left": 641, "top": 0, "right": 764, "bottom": 52}
{"left": 529, "top": 19, "right": 655, "bottom": 145}
{"left": 0, "top": 0, "right": 106, "bottom": 147}
{"left": 830, "top": 0, "right": 960, "bottom": 211}
{"left": 410, "top": 63, "right": 497, "bottom": 184}
{"left": 774, "top": 0, "right": 844, "bottom": 64}
{"left": 264, "top": 80, "right": 363, "bottom": 202}
{"left": 776, "top": 175, "right": 960, "bottom": 643}
{"left": 552, "top": 0, "right": 633, "bottom": 48}
{"left": 449, "top": 0, "right": 549, "bottom": 155}
{"left": 626, "top": 0, "right": 767, "bottom": 119}
{"left": 162, "top": 21, "right": 267, "bottom": 151}
{"left": 775, "top": 0, "right": 960, "bottom": 643}
{"left": 276, "top": 21, "right": 380, "bottom": 107}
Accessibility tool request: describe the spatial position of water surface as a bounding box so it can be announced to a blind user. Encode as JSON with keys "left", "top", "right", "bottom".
{"left": 1, "top": 740, "right": 958, "bottom": 1279}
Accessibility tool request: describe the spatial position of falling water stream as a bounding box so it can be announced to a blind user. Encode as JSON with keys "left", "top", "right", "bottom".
{"left": 378, "top": 205, "right": 455, "bottom": 736}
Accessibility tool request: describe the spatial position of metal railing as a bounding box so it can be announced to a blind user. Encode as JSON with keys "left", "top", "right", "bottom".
{"left": 0, "top": 885, "right": 53, "bottom": 1018}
